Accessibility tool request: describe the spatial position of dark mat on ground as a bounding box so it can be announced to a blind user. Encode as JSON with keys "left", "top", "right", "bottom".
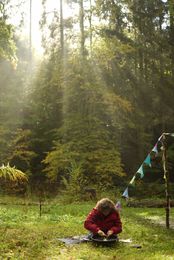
{"left": 57, "top": 235, "right": 91, "bottom": 245}
{"left": 56, "top": 235, "right": 136, "bottom": 246}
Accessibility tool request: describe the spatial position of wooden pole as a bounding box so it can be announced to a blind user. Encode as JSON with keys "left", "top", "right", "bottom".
{"left": 162, "top": 133, "right": 170, "bottom": 228}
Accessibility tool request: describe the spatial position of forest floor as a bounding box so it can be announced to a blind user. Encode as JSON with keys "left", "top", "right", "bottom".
{"left": 0, "top": 196, "right": 174, "bottom": 260}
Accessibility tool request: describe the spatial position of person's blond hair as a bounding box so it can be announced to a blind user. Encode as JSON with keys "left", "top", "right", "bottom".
{"left": 95, "top": 198, "right": 117, "bottom": 213}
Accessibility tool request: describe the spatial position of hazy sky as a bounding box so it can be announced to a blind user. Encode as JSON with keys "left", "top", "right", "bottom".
{"left": 10, "top": 0, "right": 76, "bottom": 55}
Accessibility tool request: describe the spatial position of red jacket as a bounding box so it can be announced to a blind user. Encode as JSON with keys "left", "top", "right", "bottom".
{"left": 84, "top": 208, "right": 122, "bottom": 235}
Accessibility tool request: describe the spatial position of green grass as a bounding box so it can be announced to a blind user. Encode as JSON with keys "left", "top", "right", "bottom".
{"left": 0, "top": 197, "right": 174, "bottom": 259}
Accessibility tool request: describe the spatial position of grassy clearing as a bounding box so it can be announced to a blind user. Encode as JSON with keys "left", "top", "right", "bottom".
{"left": 0, "top": 197, "right": 174, "bottom": 259}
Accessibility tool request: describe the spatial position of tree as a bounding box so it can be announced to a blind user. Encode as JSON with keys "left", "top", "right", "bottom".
{"left": 0, "top": 0, "right": 19, "bottom": 63}
{"left": 43, "top": 56, "right": 130, "bottom": 189}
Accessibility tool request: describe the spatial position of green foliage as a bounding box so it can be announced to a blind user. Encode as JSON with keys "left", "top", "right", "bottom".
{"left": 42, "top": 56, "right": 128, "bottom": 188}
{"left": 1, "top": 0, "right": 174, "bottom": 196}
{"left": 0, "top": 33, "right": 32, "bottom": 176}
{"left": 0, "top": 126, "right": 12, "bottom": 163}
{"left": 61, "top": 160, "right": 86, "bottom": 199}
{"left": 0, "top": 20, "right": 16, "bottom": 63}
{"left": 0, "top": 0, "right": 17, "bottom": 64}
{"left": 7, "top": 128, "right": 37, "bottom": 173}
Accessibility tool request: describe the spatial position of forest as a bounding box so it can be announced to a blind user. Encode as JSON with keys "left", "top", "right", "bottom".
{"left": 1, "top": 1, "right": 174, "bottom": 259}
{"left": 1, "top": 0, "right": 174, "bottom": 198}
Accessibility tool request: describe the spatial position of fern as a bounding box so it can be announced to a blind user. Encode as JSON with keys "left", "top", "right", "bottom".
{"left": 0, "top": 163, "right": 28, "bottom": 183}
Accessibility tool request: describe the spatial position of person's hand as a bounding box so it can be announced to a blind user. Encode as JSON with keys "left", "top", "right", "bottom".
{"left": 107, "top": 230, "right": 114, "bottom": 237}
{"left": 97, "top": 230, "right": 106, "bottom": 237}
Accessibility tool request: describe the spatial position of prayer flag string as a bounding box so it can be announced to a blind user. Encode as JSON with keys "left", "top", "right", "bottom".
{"left": 122, "top": 133, "right": 174, "bottom": 199}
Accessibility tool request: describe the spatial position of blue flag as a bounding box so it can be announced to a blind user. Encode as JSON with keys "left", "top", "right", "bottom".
{"left": 122, "top": 187, "right": 129, "bottom": 199}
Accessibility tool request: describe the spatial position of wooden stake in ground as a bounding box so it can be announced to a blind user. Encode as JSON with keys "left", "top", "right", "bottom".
{"left": 161, "top": 133, "right": 170, "bottom": 229}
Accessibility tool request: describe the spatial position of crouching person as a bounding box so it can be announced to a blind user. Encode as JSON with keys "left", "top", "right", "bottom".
{"left": 84, "top": 198, "right": 122, "bottom": 239}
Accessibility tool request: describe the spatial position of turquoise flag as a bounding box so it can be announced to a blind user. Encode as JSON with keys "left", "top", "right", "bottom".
{"left": 144, "top": 154, "right": 151, "bottom": 167}
{"left": 137, "top": 165, "right": 144, "bottom": 178}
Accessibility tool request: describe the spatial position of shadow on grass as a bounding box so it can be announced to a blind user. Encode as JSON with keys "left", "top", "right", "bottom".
{"left": 121, "top": 208, "right": 174, "bottom": 257}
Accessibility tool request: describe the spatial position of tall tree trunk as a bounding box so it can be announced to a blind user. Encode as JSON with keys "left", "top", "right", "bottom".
{"left": 29, "top": 0, "right": 32, "bottom": 62}
{"left": 168, "top": 0, "right": 174, "bottom": 78}
{"left": 89, "top": 0, "right": 92, "bottom": 56}
{"left": 79, "top": 0, "right": 85, "bottom": 57}
{"left": 60, "top": 0, "right": 64, "bottom": 55}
